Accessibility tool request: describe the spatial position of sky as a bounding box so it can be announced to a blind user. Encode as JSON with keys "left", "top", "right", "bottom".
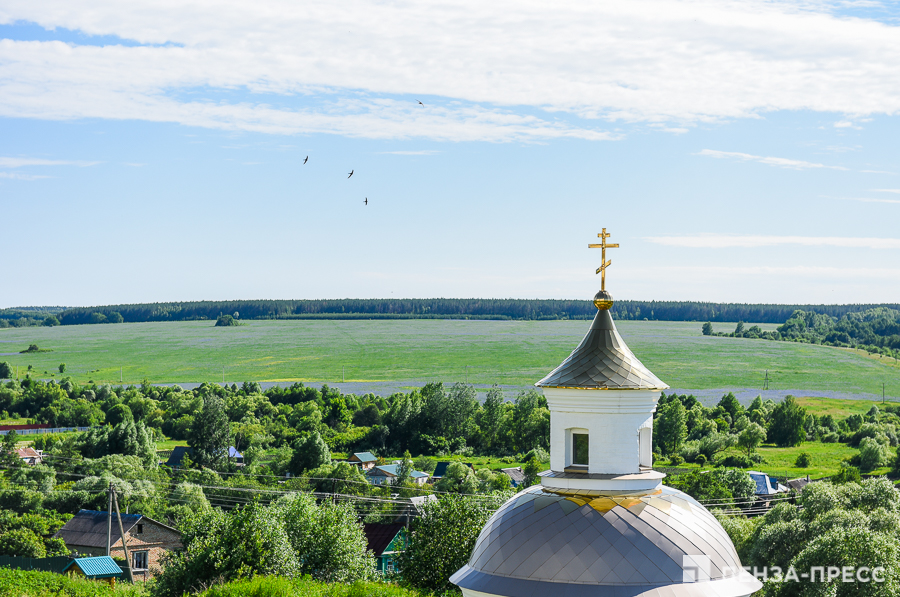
{"left": 2, "top": 0, "right": 900, "bottom": 308}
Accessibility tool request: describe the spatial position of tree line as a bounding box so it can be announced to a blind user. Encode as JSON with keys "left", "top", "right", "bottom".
{"left": 702, "top": 307, "right": 900, "bottom": 359}
{"left": 5, "top": 299, "right": 900, "bottom": 327}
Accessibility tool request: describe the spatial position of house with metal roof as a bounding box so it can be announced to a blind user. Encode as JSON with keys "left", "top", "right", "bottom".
{"left": 366, "top": 464, "right": 430, "bottom": 486}
{"left": 53, "top": 510, "right": 182, "bottom": 581}
{"left": 164, "top": 445, "right": 243, "bottom": 468}
{"left": 431, "top": 461, "right": 474, "bottom": 480}
{"left": 451, "top": 234, "right": 761, "bottom": 597}
{"left": 499, "top": 467, "right": 526, "bottom": 487}
{"left": 62, "top": 556, "right": 123, "bottom": 586}
{"left": 363, "top": 523, "right": 407, "bottom": 576}
{"left": 748, "top": 471, "right": 788, "bottom": 496}
{"left": 348, "top": 452, "right": 378, "bottom": 470}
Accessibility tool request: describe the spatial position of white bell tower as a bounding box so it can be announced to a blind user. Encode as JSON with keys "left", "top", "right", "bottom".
{"left": 535, "top": 228, "right": 669, "bottom": 492}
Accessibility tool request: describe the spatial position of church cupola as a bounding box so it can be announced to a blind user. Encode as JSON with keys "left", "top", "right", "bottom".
{"left": 451, "top": 229, "right": 762, "bottom": 597}
{"left": 536, "top": 228, "right": 667, "bottom": 490}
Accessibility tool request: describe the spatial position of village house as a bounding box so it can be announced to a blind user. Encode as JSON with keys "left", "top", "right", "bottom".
{"left": 53, "top": 510, "right": 182, "bottom": 581}
{"left": 366, "top": 464, "right": 429, "bottom": 486}
{"left": 14, "top": 446, "right": 44, "bottom": 465}
{"left": 347, "top": 451, "right": 378, "bottom": 470}
{"left": 362, "top": 523, "right": 406, "bottom": 576}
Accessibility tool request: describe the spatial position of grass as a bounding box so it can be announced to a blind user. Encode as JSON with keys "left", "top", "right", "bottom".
{"left": 0, "top": 319, "right": 897, "bottom": 398}
{"left": 0, "top": 567, "right": 146, "bottom": 597}
{"left": 197, "top": 576, "right": 434, "bottom": 597}
{"left": 794, "top": 396, "right": 880, "bottom": 418}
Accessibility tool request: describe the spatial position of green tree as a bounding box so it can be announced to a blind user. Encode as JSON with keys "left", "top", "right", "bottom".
{"left": 215, "top": 314, "right": 236, "bottom": 326}
{"left": 655, "top": 399, "right": 687, "bottom": 455}
{"left": 701, "top": 322, "right": 714, "bottom": 335}
{"left": 0, "top": 362, "right": 12, "bottom": 379}
{"left": 187, "top": 394, "right": 232, "bottom": 469}
{"left": 734, "top": 321, "right": 744, "bottom": 335}
{"left": 859, "top": 436, "right": 888, "bottom": 472}
{"left": 273, "top": 492, "right": 375, "bottom": 582}
{"left": 398, "top": 495, "right": 500, "bottom": 593}
{"left": 288, "top": 431, "right": 331, "bottom": 475}
{"left": 0, "top": 528, "right": 46, "bottom": 558}
{"left": 57, "top": 363, "right": 66, "bottom": 374}
{"left": 737, "top": 423, "right": 767, "bottom": 457}
{"left": 523, "top": 455, "right": 542, "bottom": 487}
{"left": 154, "top": 504, "right": 299, "bottom": 597}
{"left": 395, "top": 450, "right": 413, "bottom": 486}
{"left": 41, "top": 316, "right": 60, "bottom": 327}
{"left": 666, "top": 469, "right": 732, "bottom": 504}
{"left": 0, "top": 430, "right": 20, "bottom": 469}
{"left": 768, "top": 395, "right": 807, "bottom": 447}
{"left": 435, "top": 462, "right": 478, "bottom": 494}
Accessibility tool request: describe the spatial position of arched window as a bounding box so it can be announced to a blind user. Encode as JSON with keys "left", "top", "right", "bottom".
{"left": 639, "top": 427, "right": 652, "bottom": 469}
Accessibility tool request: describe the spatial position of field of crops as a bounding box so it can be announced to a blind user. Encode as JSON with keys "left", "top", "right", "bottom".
{"left": 0, "top": 318, "right": 897, "bottom": 399}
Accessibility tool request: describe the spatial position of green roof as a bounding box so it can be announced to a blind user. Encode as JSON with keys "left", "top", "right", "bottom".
{"left": 63, "top": 556, "right": 123, "bottom": 579}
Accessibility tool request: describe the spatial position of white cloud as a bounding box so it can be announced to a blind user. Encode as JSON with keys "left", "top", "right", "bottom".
{"left": 696, "top": 149, "right": 847, "bottom": 170}
{"left": 0, "top": 171, "right": 51, "bottom": 180}
{"left": 873, "top": 188, "right": 900, "bottom": 193}
{"left": 0, "top": 1, "right": 900, "bottom": 139}
{"left": 379, "top": 150, "right": 440, "bottom": 155}
{"left": 646, "top": 235, "right": 900, "bottom": 249}
{"left": 843, "top": 196, "right": 900, "bottom": 204}
{"left": 629, "top": 265, "right": 900, "bottom": 279}
{"left": 0, "top": 156, "right": 99, "bottom": 167}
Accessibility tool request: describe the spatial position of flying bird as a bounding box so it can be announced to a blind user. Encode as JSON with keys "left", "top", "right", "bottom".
{"left": 364, "top": 198, "right": 368, "bottom": 205}
{"left": 348, "top": 170, "right": 354, "bottom": 178}
{"left": 303, "top": 156, "right": 308, "bottom": 164}
{"left": 417, "top": 100, "right": 425, "bottom": 106}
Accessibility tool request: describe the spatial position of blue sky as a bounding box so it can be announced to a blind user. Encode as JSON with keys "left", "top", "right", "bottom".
{"left": 2, "top": 0, "right": 900, "bottom": 308}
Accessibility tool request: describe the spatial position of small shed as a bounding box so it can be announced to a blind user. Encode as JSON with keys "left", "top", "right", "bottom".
{"left": 363, "top": 523, "right": 406, "bottom": 575}
{"left": 62, "top": 556, "right": 123, "bottom": 586}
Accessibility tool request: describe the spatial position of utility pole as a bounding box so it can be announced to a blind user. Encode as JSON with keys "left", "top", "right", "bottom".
{"left": 111, "top": 485, "right": 135, "bottom": 583}
{"left": 120, "top": 367, "right": 122, "bottom": 383}
{"left": 222, "top": 366, "right": 225, "bottom": 385}
{"left": 884, "top": 383, "right": 886, "bottom": 404}
{"left": 342, "top": 366, "right": 345, "bottom": 383}
{"left": 106, "top": 483, "right": 113, "bottom": 556}
{"left": 466, "top": 365, "right": 468, "bottom": 384}
{"left": 763, "top": 370, "right": 769, "bottom": 391}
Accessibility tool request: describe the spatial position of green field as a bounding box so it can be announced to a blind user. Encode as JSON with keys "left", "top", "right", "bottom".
{"left": 1, "top": 319, "right": 898, "bottom": 397}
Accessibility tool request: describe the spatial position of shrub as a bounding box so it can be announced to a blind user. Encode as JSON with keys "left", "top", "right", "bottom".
{"left": 693, "top": 454, "right": 707, "bottom": 466}
{"left": 719, "top": 455, "right": 753, "bottom": 469}
{"left": 668, "top": 455, "right": 684, "bottom": 466}
{"left": 795, "top": 452, "right": 811, "bottom": 468}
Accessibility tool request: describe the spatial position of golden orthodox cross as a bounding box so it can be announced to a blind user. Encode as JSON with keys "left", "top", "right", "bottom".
{"left": 588, "top": 228, "right": 619, "bottom": 291}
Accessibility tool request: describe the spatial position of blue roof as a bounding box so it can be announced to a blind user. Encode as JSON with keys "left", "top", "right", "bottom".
{"left": 63, "top": 556, "right": 123, "bottom": 579}
{"left": 370, "top": 465, "right": 429, "bottom": 478}
{"left": 748, "top": 471, "right": 779, "bottom": 495}
{"left": 351, "top": 452, "right": 377, "bottom": 462}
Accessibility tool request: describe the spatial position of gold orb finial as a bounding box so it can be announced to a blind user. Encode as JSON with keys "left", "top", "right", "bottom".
{"left": 593, "top": 289, "right": 614, "bottom": 311}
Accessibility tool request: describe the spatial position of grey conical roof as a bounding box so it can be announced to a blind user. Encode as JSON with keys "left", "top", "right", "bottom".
{"left": 535, "top": 309, "right": 668, "bottom": 390}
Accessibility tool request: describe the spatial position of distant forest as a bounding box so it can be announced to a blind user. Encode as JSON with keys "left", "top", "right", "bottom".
{"left": 2, "top": 299, "right": 900, "bottom": 327}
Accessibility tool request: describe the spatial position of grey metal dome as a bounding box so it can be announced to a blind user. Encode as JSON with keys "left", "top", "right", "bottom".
{"left": 451, "top": 485, "right": 761, "bottom": 597}
{"left": 535, "top": 308, "right": 668, "bottom": 390}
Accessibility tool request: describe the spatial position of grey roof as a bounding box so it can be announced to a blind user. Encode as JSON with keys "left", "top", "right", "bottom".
{"left": 54, "top": 510, "right": 180, "bottom": 549}
{"left": 54, "top": 510, "right": 141, "bottom": 549}
{"left": 500, "top": 467, "right": 526, "bottom": 486}
{"left": 451, "top": 485, "right": 761, "bottom": 597}
{"left": 535, "top": 309, "right": 668, "bottom": 390}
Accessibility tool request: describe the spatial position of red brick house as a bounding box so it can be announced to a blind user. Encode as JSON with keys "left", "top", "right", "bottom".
{"left": 53, "top": 510, "right": 182, "bottom": 581}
